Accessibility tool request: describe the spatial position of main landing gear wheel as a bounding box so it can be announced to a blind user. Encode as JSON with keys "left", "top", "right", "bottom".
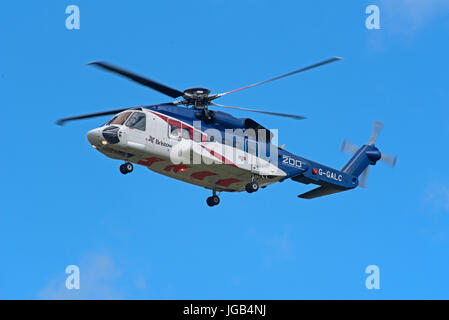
{"left": 120, "top": 162, "right": 134, "bottom": 175}
{"left": 206, "top": 195, "right": 220, "bottom": 207}
{"left": 245, "top": 182, "right": 259, "bottom": 193}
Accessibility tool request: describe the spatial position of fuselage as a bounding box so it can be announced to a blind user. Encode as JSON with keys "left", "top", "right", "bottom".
{"left": 87, "top": 105, "right": 288, "bottom": 192}
{"left": 86, "top": 104, "right": 360, "bottom": 193}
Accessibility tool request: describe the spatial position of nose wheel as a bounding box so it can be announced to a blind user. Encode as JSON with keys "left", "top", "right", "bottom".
{"left": 120, "top": 162, "right": 134, "bottom": 175}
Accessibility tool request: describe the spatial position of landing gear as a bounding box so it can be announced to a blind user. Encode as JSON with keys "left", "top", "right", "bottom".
{"left": 120, "top": 162, "right": 133, "bottom": 175}
{"left": 206, "top": 192, "right": 220, "bottom": 207}
{"left": 245, "top": 182, "right": 259, "bottom": 193}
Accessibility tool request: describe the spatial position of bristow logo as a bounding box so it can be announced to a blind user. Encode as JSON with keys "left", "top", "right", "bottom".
{"left": 148, "top": 135, "right": 155, "bottom": 143}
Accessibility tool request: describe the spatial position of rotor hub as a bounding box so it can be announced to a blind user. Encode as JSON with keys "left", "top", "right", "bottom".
{"left": 182, "top": 87, "right": 212, "bottom": 108}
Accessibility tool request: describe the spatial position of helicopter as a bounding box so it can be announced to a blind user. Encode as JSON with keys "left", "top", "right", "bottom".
{"left": 57, "top": 57, "right": 396, "bottom": 206}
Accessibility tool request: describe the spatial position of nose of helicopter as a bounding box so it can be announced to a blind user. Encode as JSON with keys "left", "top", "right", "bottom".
{"left": 86, "top": 128, "right": 103, "bottom": 146}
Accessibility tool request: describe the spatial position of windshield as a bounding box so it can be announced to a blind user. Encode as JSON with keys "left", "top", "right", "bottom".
{"left": 125, "top": 112, "right": 146, "bottom": 131}
{"left": 107, "top": 112, "right": 132, "bottom": 126}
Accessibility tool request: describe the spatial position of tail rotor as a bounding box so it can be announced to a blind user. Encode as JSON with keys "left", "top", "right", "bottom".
{"left": 341, "top": 121, "right": 397, "bottom": 188}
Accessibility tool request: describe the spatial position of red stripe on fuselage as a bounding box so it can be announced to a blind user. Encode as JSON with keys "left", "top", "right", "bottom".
{"left": 215, "top": 178, "right": 242, "bottom": 187}
{"left": 138, "top": 157, "right": 164, "bottom": 167}
{"left": 200, "top": 145, "right": 237, "bottom": 167}
{"left": 190, "top": 171, "right": 217, "bottom": 181}
{"left": 150, "top": 111, "right": 169, "bottom": 123}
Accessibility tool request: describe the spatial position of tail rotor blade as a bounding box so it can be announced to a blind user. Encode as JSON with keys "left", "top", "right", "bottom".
{"left": 369, "top": 121, "right": 384, "bottom": 145}
{"left": 341, "top": 139, "right": 359, "bottom": 154}
{"left": 359, "top": 167, "right": 370, "bottom": 188}
{"left": 381, "top": 154, "right": 397, "bottom": 167}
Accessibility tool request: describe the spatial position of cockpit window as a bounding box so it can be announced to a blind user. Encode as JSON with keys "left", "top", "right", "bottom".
{"left": 126, "top": 112, "right": 146, "bottom": 131}
{"left": 107, "top": 112, "right": 132, "bottom": 126}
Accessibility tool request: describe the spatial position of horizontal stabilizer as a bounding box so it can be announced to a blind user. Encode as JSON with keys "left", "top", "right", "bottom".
{"left": 298, "top": 186, "right": 347, "bottom": 199}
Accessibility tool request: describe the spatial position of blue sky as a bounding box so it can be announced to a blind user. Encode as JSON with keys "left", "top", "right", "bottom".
{"left": 1, "top": 0, "right": 449, "bottom": 299}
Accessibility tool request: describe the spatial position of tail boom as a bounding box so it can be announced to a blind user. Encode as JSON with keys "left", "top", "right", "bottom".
{"left": 289, "top": 145, "right": 381, "bottom": 199}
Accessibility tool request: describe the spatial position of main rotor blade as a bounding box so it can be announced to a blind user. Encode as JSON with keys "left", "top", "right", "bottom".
{"left": 88, "top": 62, "right": 184, "bottom": 99}
{"left": 211, "top": 102, "right": 306, "bottom": 120}
{"left": 56, "top": 103, "right": 176, "bottom": 126}
{"left": 56, "top": 108, "right": 130, "bottom": 126}
{"left": 215, "top": 57, "right": 343, "bottom": 98}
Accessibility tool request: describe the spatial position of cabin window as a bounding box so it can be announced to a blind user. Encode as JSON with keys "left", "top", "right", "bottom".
{"left": 125, "top": 112, "right": 146, "bottom": 131}
{"left": 181, "top": 124, "right": 193, "bottom": 140}
{"left": 169, "top": 119, "right": 181, "bottom": 138}
{"left": 233, "top": 137, "right": 244, "bottom": 151}
{"left": 193, "top": 130, "right": 202, "bottom": 142}
{"left": 192, "top": 129, "right": 208, "bottom": 142}
{"left": 235, "top": 141, "right": 243, "bottom": 150}
{"left": 182, "top": 128, "right": 190, "bottom": 139}
{"left": 206, "top": 130, "right": 222, "bottom": 143}
{"left": 246, "top": 139, "right": 257, "bottom": 156}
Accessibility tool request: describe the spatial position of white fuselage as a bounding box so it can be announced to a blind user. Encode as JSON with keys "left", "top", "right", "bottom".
{"left": 87, "top": 109, "right": 286, "bottom": 192}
